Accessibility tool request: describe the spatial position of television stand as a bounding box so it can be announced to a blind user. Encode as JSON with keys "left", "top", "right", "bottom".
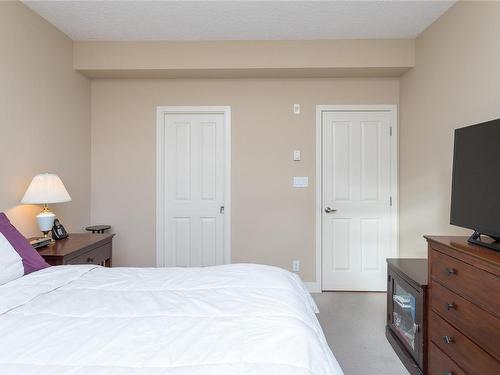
{"left": 468, "top": 231, "right": 500, "bottom": 252}
{"left": 386, "top": 259, "right": 428, "bottom": 375}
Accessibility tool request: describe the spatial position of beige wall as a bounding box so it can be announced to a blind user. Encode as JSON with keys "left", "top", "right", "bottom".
{"left": 0, "top": 1, "right": 91, "bottom": 236}
{"left": 91, "top": 78, "right": 399, "bottom": 280}
{"left": 399, "top": 1, "right": 500, "bottom": 257}
{"left": 74, "top": 39, "right": 414, "bottom": 79}
{"left": 6, "top": 0, "right": 497, "bottom": 283}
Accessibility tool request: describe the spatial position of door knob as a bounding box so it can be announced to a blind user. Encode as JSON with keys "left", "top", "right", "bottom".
{"left": 324, "top": 207, "right": 337, "bottom": 213}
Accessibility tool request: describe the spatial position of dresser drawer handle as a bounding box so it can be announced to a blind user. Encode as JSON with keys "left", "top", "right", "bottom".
{"left": 446, "top": 267, "right": 456, "bottom": 276}
{"left": 442, "top": 335, "right": 454, "bottom": 344}
{"left": 444, "top": 372, "right": 453, "bottom": 375}
{"left": 445, "top": 302, "right": 456, "bottom": 311}
{"left": 87, "top": 257, "right": 95, "bottom": 263}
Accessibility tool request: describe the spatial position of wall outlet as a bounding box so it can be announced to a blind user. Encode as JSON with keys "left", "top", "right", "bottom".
{"left": 293, "top": 104, "right": 301, "bottom": 114}
{"left": 292, "top": 260, "right": 300, "bottom": 272}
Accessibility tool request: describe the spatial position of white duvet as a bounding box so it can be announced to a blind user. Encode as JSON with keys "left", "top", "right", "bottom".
{"left": 0, "top": 264, "right": 343, "bottom": 375}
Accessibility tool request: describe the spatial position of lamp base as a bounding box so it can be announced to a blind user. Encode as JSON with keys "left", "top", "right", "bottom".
{"left": 36, "top": 208, "right": 55, "bottom": 237}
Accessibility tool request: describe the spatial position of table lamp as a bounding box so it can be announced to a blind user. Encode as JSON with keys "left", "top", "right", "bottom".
{"left": 21, "top": 173, "right": 71, "bottom": 237}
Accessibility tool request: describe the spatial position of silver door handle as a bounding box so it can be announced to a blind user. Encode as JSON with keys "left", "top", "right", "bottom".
{"left": 324, "top": 207, "right": 337, "bottom": 213}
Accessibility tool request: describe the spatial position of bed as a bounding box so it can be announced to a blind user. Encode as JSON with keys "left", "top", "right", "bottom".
{"left": 0, "top": 263, "right": 343, "bottom": 375}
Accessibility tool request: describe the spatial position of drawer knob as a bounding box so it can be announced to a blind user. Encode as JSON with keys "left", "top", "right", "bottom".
{"left": 87, "top": 257, "right": 95, "bottom": 263}
{"left": 442, "top": 335, "right": 454, "bottom": 344}
{"left": 445, "top": 302, "right": 456, "bottom": 311}
{"left": 444, "top": 372, "right": 454, "bottom": 375}
{"left": 446, "top": 268, "right": 456, "bottom": 276}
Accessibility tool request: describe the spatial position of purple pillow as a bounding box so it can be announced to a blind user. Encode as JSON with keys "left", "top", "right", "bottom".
{"left": 0, "top": 213, "right": 50, "bottom": 274}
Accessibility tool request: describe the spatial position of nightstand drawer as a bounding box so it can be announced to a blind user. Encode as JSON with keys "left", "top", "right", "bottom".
{"left": 430, "top": 248, "right": 500, "bottom": 313}
{"left": 429, "top": 312, "right": 500, "bottom": 375}
{"left": 431, "top": 281, "right": 500, "bottom": 360}
{"left": 66, "top": 243, "right": 112, "bottom": 266}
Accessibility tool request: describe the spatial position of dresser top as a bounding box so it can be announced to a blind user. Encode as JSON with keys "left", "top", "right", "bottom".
{"left": 425, "top": 235, "right": 500, "bottom": 267}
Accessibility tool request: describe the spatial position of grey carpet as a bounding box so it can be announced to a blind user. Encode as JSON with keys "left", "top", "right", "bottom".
{"left": 313, "top": 292, "right": 410, "bottom": 375}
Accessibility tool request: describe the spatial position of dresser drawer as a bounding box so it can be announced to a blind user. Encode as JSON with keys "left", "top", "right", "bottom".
{"left": 429, "top": 312, "right": 500, "bottom": 375}
{"left": 431, "top": 281, "right": 500, "bottom": 360}
{"left": 430, "top": 248, "right": 500, "bottom": 314}
{"left": 66, "top": 243, "right": 111, "bottom": 265}
{"left": 428, "top": 342, "right": 466, "bottom": 375}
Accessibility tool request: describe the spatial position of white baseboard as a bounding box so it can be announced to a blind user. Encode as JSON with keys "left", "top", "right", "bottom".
{"left": 304, "top": 281, "right": 321, "bottom": 293}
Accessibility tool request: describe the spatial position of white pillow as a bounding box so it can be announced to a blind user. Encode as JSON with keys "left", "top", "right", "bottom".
{"left": 0, "top": 232, "right": 24, "bottom": 285}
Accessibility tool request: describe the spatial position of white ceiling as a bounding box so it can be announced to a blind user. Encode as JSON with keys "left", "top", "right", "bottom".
{"left": 23, "top": 0, "right": 455, "bottom": 41}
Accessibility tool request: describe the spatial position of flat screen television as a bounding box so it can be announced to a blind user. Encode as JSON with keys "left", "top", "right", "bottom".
{"left": 450, "top": 118, "right": 500, "bottom": 251}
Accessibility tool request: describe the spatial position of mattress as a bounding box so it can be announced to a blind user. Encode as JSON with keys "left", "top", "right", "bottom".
{"left": 0, "top": 264, "right": 343, "bottom": 375}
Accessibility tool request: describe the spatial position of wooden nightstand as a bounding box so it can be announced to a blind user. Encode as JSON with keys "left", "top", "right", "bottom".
{"left": 36, "top": 233, "right": 114, "bottom": 267}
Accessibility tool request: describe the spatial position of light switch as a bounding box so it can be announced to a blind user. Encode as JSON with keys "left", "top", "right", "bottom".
{"left": 293, "top": 150, "right": 301, "bottom": 161}
{"left": 293, "top": 104, "right": 300, "bottom": 114}
{"left": 293, "top": 176, "right": 309, "bottom": 188}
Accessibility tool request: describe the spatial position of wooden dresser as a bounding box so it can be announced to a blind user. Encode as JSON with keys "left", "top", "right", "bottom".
{"left": 425, "top": 236, "right": 500, "bottom": 375}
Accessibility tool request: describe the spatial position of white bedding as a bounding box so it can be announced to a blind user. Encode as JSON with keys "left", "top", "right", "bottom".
{"left": 0, "top": 264, "right": 343, "bottom": 375}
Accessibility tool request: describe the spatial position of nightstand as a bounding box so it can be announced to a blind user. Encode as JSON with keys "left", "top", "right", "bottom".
{"left": 36, "top": 233, "right": 114, "bottom": 267}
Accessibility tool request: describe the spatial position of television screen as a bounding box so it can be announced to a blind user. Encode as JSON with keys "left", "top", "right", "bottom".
{"left": 450, "top": 119, "right": 500, "bottom": 240}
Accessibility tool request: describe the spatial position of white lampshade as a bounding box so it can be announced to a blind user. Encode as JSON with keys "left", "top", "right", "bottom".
{"left": 21, "top": 173, "right": 71, "bottom": 204}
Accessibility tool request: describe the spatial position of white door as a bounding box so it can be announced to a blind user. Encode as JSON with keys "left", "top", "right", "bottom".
{"left": 321, "top": 109, "right": 396, "bottom": 291}
{"left": 159, "top": 111, "right": 228, "bottom": 267}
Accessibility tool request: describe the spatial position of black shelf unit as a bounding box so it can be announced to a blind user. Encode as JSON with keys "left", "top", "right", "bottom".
{"left": 386, "top": 258, "right": 428, "bottom": 375}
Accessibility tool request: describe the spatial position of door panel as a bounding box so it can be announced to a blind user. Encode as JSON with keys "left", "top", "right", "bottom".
{"left": 331, "top": 219, "right": 351, "bottom": 271}
{"left": 200, "top": 122, "right": 216, "bottom": 200}
{"left": 361, "top": 121, "right": 380, "bottom": 201}
{"left": 332, "top": 121, "right": 351, "bottom": 201}
{"left": 173, "top": 217, "right": 191, "bottom": 266}
{"left": 175, "top": 123, "right": 191, "bottom": 200}
{"left": 361, "top": 218, "right": 380, "bottom": 271}
{"left": 322, "top": 110, "right": 394, "bottom": 291}
{"left": 163, "top": 113, "right": 226, "bottom": 267}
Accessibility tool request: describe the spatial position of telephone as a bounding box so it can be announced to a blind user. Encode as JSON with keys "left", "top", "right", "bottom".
{"left": 51, "top": 218, "right": 68, "bottom": 240}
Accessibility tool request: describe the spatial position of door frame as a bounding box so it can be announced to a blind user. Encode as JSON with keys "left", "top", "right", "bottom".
{"left": 155, "top": 106, "right": 231, "bottom": 267}
{"left": 313, "top": 105, "right": 399, "bottom": 292}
